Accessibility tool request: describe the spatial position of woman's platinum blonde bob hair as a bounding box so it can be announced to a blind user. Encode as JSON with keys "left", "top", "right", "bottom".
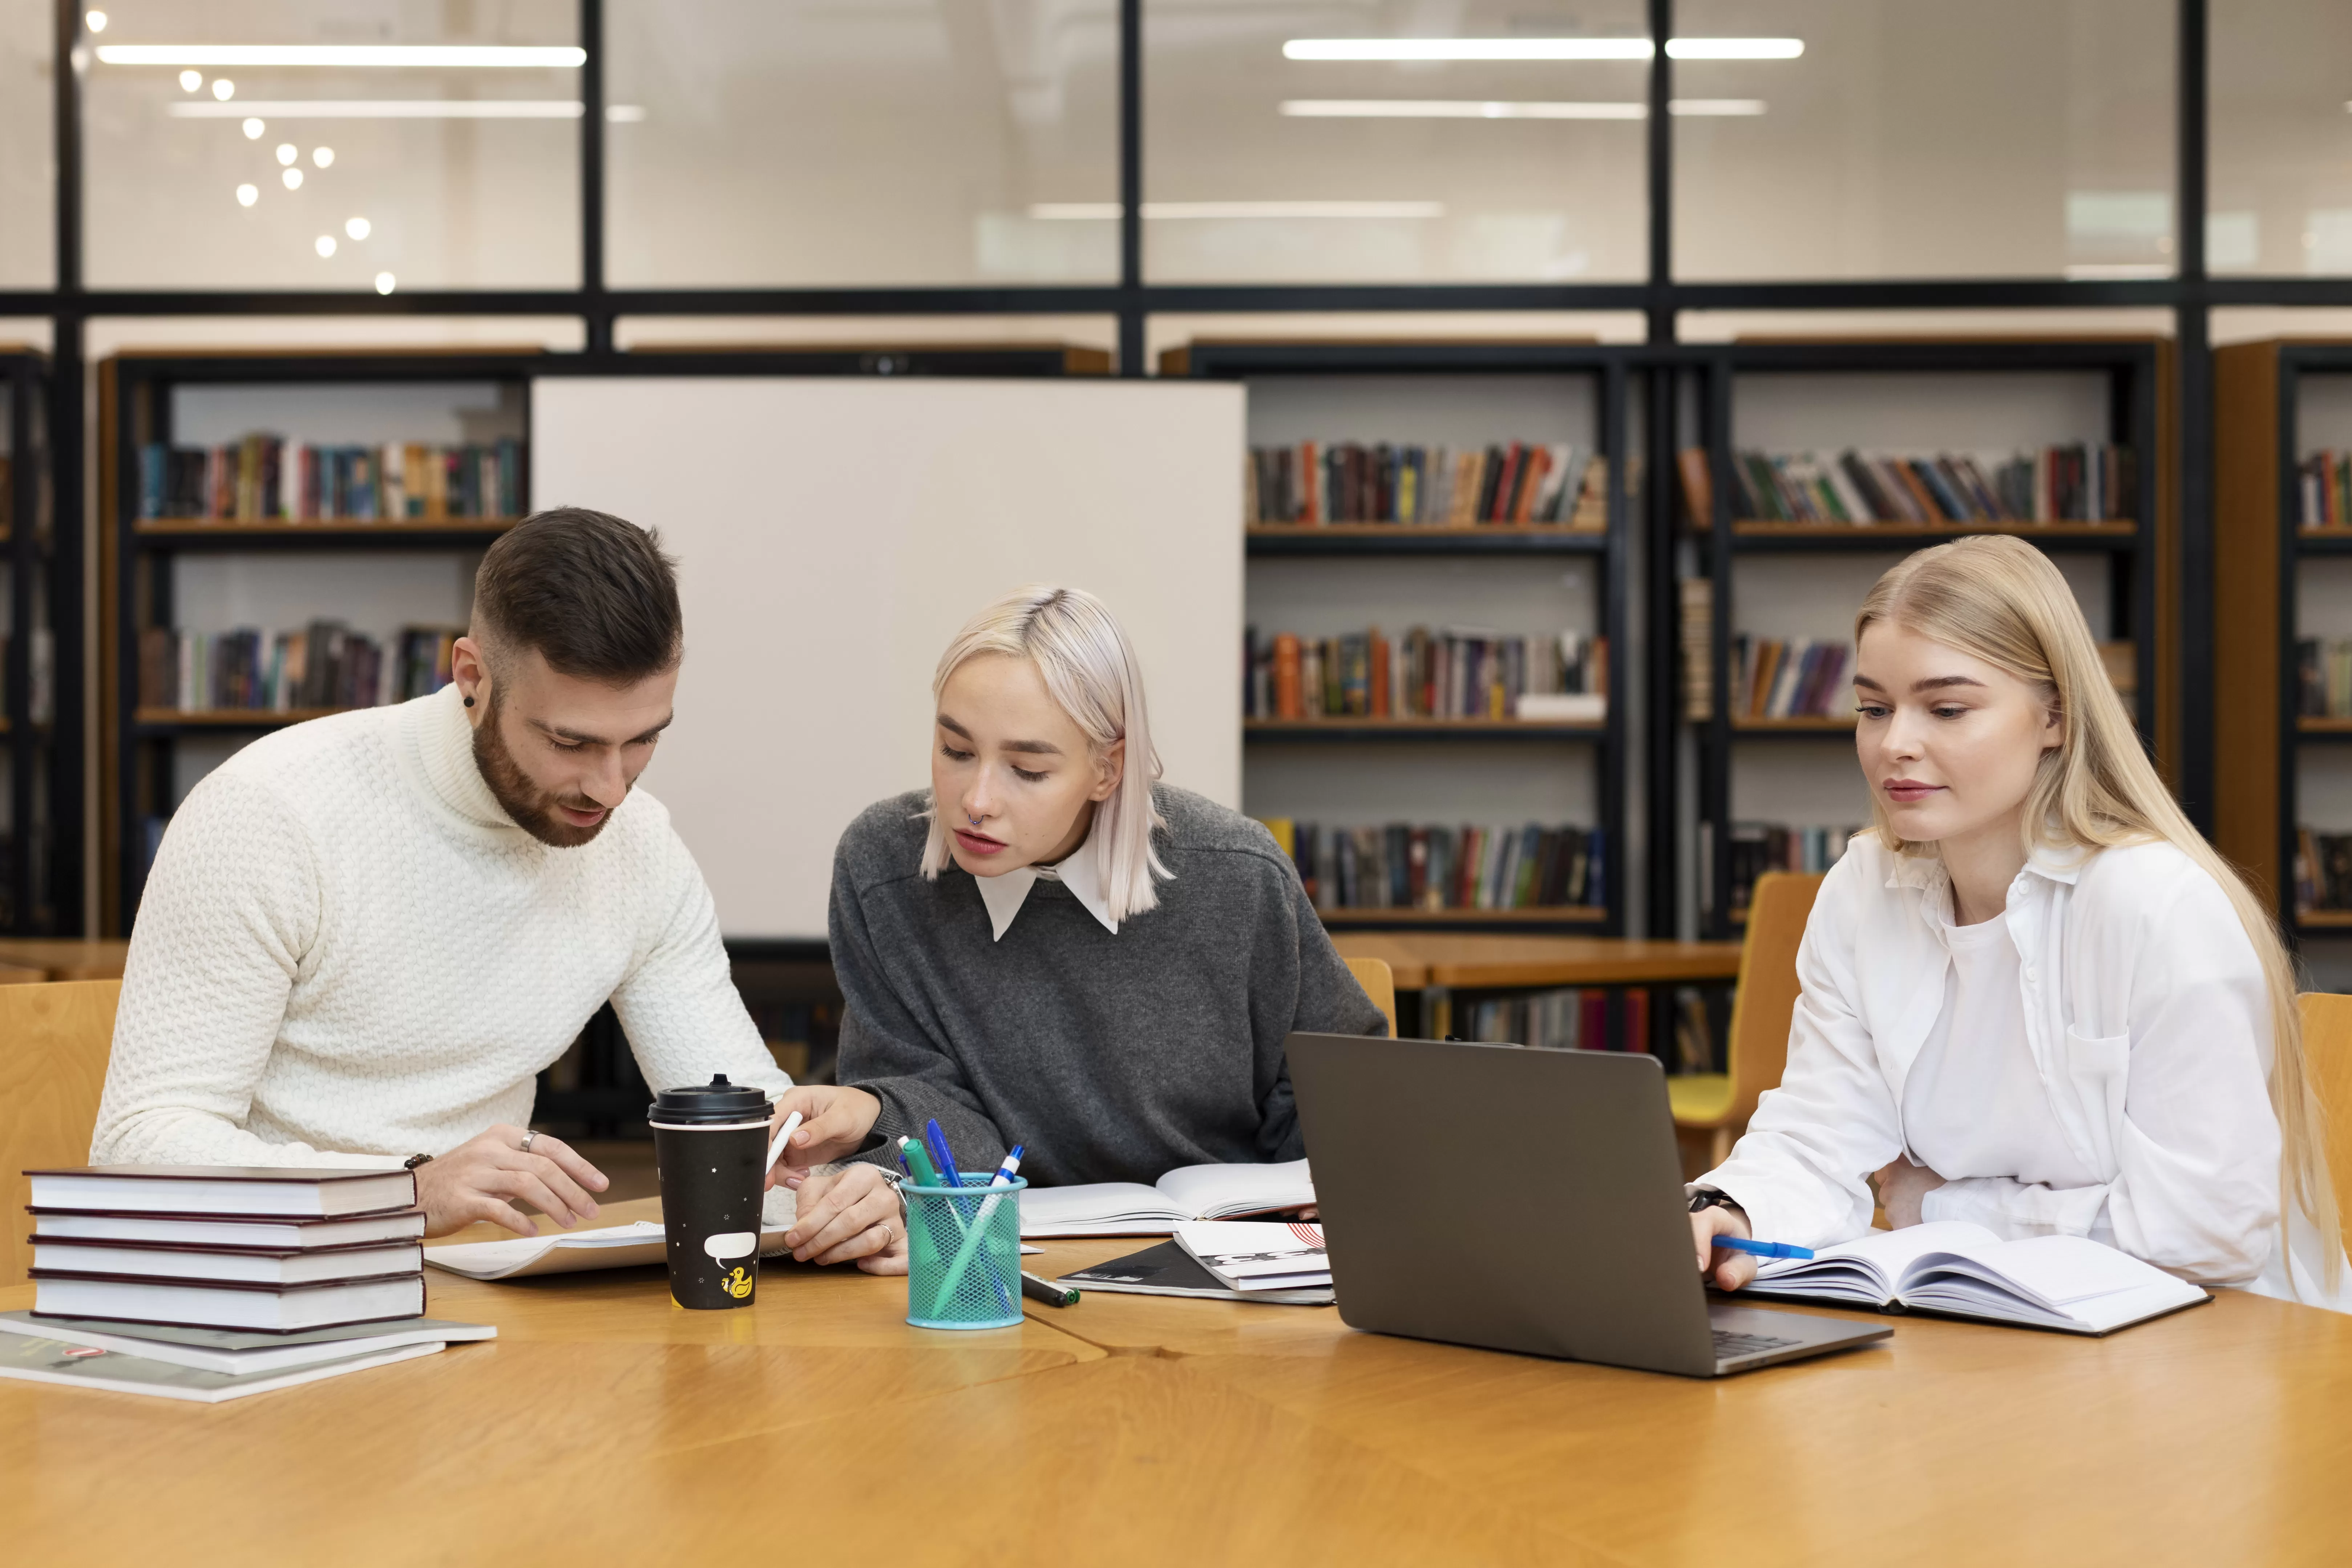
{"left": 920, "top": 585, "right": 1171, "bottom": 920}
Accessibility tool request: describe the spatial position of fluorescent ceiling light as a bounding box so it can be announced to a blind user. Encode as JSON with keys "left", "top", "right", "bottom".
{"left": 166, "top": 99, "right": 644, "bottom": 119}
{"left": 96, "top": 44, "right": 584, "bottom": 68}
{"left": 1029, "top": 201, "right": 1445, "bottom": 221}
{"left": 1282, "top": 37, "right": 1800, "bottom": 61}
{"left": 1279, "top": 98, "right": 1765, "bottom": 119}
{"left": 1664, "top": 38, "right": 1804, "bottom": 59}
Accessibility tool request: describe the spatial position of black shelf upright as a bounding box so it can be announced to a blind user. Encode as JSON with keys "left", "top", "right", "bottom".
{"left": 0, "top": 347, "right": 76, "bottom": 934}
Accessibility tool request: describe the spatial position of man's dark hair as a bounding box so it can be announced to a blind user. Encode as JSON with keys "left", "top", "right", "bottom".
{"left": 471, "top": 506, "right": 682, "bottom": 683}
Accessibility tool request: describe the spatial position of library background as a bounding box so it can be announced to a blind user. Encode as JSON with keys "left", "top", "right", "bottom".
{"left": 4, "top": 0, "right": 2352, "bottom": 1135}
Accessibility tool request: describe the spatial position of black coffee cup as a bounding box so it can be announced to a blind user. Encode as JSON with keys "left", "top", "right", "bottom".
{"left": 648, "top": 1075, "right": 773, "bottom": 1310}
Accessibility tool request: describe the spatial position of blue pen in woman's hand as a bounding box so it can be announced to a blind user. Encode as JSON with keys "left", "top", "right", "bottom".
{"left": 1712, "top": 1236, "right": 1814, "bottom": 1261}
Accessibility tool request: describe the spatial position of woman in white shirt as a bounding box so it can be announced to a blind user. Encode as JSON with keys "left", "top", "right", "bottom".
{"left": 1690, "top": 535, "right": 2348, "bottom": 1310}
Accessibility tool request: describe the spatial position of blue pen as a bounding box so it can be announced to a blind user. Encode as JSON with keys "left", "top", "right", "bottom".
{"left": 1712, "top": 1236, "right": 1814, "bottom": 1261}
{"left": 925, "top": 1118, "right": 966, "bottom": 1188}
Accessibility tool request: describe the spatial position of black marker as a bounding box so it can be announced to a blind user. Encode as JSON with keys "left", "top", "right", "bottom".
{"left": 1020, "top": 1270, "right": 1080, "bottom": 1307}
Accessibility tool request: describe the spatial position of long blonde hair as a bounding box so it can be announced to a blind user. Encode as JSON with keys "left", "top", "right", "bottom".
{"left": 1858, "top": 535, "right": 2338, "bottom": 1290}
{"left": 919, "top": 585, "right": 1171, "bottom": 920}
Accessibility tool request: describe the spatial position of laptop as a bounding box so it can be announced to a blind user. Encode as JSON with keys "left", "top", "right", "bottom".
{"left": 1285, "top": 1032, "right": 1891, "bottom": 1377}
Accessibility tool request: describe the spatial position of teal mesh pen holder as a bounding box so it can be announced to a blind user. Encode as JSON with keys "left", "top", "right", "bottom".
{"left": 904, "top": 1175, "right": 1027, "bottom": 1330}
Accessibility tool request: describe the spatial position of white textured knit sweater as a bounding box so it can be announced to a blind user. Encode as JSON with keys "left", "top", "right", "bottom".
{"left": 91, "top": 683, "right": 790, "bottom": 1169}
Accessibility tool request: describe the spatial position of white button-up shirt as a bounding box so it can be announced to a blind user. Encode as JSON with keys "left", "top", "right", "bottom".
{"left": 1702, "top": 831, "right": 2352, "bottom": 1311}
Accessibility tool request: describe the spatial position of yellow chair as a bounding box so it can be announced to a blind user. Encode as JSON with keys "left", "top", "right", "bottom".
{"left": 0, "top": 981, "right": 123, "bottom": 1287}
{"left": 1343, "top": 956, "right": 1398, "bottom": 1038}
{"left": 2297, "top": 991, "right": 2352, "bottom": 1254}
{"left": 1670, "top": 872, "right": 1824, "bottom": 1167}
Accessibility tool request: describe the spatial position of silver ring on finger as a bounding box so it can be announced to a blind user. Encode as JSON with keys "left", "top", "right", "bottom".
{"left": 873, "top": 1221, "right": 893, "bottom": 1250}
{"left": 520, "top": 1131, "right": 538, "bottom": 1155}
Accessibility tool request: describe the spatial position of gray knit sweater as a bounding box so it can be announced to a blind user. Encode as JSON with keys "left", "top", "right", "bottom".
{"left": 829, "top": 784, "right": 1389, "bottom": 1188}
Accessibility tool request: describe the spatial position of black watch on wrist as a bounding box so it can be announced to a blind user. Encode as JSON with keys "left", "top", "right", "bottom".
{"left": 1688, "top": 1189, "right": 1743, "bottom": 1216}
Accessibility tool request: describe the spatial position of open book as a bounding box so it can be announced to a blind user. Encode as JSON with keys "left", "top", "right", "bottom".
{"left": 1740, "top": 1222, "right": 2210, "bottom": 1334}
{"left": 1019, "top": 1160, "right": 1315, "bottom": 1239}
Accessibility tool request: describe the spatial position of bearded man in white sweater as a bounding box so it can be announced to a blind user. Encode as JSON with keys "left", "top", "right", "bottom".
{"left": 91, "top": 508, "right": 906, "bottom": 1270}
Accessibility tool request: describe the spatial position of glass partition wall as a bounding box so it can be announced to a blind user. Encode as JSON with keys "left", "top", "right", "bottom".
{"left": 12, "top": 0, "right": 2352, "bottom": 942}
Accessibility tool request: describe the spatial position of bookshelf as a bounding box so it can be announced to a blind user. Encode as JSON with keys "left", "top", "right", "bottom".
{"left": 2213, "top": 340, "right": 2352, "bottom": 943}
{"left": 100, "top": 350, "right": 544, "bottom": 937}
{"left": 0, "top": 347, "right": 79, "bottom": 935}
{"left": 1166, "top": 340, "right": 1632, "bottom": 935}
{"left": 1679, "top": 340, "right": 2166, "bottom": 938}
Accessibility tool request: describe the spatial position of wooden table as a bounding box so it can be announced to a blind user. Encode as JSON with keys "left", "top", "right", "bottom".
{"left": 0, "top": 939, "right": 130, "bottom": 982}
{"left": 1330, "top": 933, "right": 1744, "bottom": 992}
{"left": 8, "top": 1202, "right": 2351, "bottom": 1565}
{"left": 1331, "top": 933, "right": 1745, "bottom": 1038}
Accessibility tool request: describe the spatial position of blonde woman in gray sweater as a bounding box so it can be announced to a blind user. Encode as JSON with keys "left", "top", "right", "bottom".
{"left": 774, "top": 586, "right": 1386, "bottom": 1255}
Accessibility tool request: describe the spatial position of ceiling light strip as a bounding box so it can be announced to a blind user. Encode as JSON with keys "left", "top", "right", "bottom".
{"left": 167, "top": 99, "right": 594, "bottom": 118}
{"left": 1278, "top": 98, "right": 1765, "bottom": 119}
{"left": 1281, "top": 37, "right": 1802, "bottom": 61}
{"left": 97, "top": 44, "right": 586, "bottom": 68}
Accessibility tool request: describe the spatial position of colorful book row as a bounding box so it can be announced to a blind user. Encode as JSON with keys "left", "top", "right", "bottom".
{"left": 1246, "top": 628, "right": 1605, "bottom": 723}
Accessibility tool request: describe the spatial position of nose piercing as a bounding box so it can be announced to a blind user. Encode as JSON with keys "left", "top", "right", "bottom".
{"left": 968, "top": 815, "right": 983, "bottom": 826}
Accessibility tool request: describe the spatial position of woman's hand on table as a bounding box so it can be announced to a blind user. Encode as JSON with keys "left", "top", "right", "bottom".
{"left": 1690, "top": 1203, "right": 1757, "bottom": 1292}
{"left": 778, "top": 1163, "right": 908, "bottom": 1274}
{"left": 1872, "top": 1158, "right": 1949, "bottom": 1229}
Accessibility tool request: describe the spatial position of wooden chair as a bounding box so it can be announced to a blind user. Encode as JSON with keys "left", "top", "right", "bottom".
{"left": 0, "top": 981, "right": 123, "bottom": 1286}
{"left": 1343, "top": 956, "right": 1399, "bottom": 1038}
{"left": 1669, "top": 872, "right": 1825, "bottom": 1167}
{"left": 2298, "top": 991, "right": 2352, "bottom": 1253}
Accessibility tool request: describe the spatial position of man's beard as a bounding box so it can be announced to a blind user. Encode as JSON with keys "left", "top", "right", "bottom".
{"left": 472, "top": 700, "right": 616, "bottom": 848}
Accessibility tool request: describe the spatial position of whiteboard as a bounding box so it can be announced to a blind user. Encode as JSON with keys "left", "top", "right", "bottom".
{"left": 530, "top": 376, "right": 1246, "bottom": 939}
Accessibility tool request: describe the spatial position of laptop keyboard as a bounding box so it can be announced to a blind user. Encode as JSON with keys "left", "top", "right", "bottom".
{"left": 1712, "top": 1329, "right": 1803, "bottom": 1359}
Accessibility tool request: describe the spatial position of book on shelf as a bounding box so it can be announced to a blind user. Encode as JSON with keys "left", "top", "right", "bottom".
{"left": 1722, "top": 445, "right": 2133, "bottom": 526}
{"left": 1732, "top": 636, "right": 1855, "bottom": 720}
{"left": 2296, "top": 638, "right": 2352, "bottom": 717}
{"left": 138, "top": 622, "right": 461, "bottom": 714}
{"left": 1459, "top": 986, "right": 1650, "bottom": 1054}
{"left": 1676, "top": 446, "right": 1713, "bottom": 529}
{"left": 1728, "top": 822, "right": 1863, "bottom": 915}
{"left": 2292, "top": 828, "right": 2352, "bottom": 917}
{"left": 1244, "top": 440, "right": 1607, "bottom": 529}
{"left": 1679, "top": 578, "right": 1714, "bottom": 721}
{"left": 137, "top": 434, "right": 523, "bottom": 523}
{"left": 1259, "top": 818, "right": 1604, "bottom": 914}
{"left": 2299, "top": 451, "right": 2352, "bottom": 530}
{"left": 1244, "top": 626, "right": 1605, "bottom": 723}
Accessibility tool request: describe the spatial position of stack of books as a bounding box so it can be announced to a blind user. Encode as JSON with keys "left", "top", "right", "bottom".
{"left": 1175, "top": 1221, "right": 1334, "bottom": 1296}
{"left": 1727, "top": 444, "right": 2133, "bottom": 525}
{"left": 3, "top": 1164, "right": 490, "bottom": 1403}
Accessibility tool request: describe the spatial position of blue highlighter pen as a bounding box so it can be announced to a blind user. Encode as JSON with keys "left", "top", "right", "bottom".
{"left": 1712, "top": 1236, "right": 1814, "bottom": 1261}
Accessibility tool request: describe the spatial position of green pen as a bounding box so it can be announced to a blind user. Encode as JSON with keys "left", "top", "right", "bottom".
{"left": 900, "top": 1135, "right": 947, "bottom": 1189}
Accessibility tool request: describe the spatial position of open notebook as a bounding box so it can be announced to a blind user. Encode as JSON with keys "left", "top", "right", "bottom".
{"left": 1020, "top": 1160, "right": 1315, "bottom": 1238}
{"left": 1740, "top": 1222, "right": 2210, "bottom": 1334}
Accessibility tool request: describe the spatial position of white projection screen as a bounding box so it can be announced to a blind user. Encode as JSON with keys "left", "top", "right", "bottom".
{"left": 530, "top": 376, "right": 1246, "bottom": 939}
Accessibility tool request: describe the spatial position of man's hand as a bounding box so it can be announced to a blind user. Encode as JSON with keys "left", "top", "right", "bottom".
{"left": 1690, "top": 1202, "right": 1757, "bottom": 1292}
{"left": 779, "top": 1163, "right": 907, "bottom": 1274}
{"left": 1872, "top": 1158, "right": 1948, "bottom": 1229}
{"left": 414, "top": 1124, "right": 608, "bottom": 1238}
{"left": 767, "top": 1085, "right": 882, "bottom": 1178}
